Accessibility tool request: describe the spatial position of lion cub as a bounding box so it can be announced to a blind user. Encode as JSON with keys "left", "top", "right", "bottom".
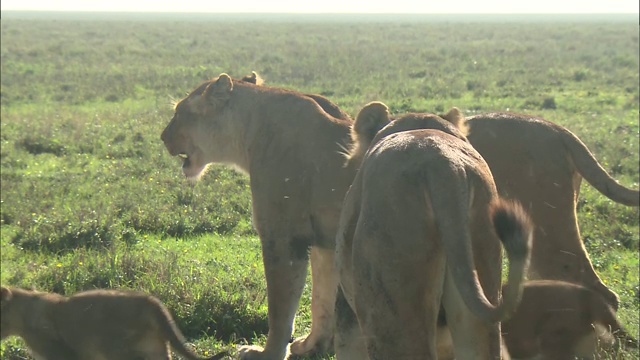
{"left": 1, "top": 286, "right": 228, "bottom": 360}
{"left": 501, "top": 280, "right": 638, "bottom": 359}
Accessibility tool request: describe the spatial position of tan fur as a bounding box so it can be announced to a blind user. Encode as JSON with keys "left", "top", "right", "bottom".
{"left": 0, "top": 287, "right": 227, "bottom": 360}
{"left": 441, "top": 106, "right": 468, "bottom": 136}
{"left": 436, "top": 280, "right": 638, "bottom": 359}
{"left": 162, "top": 73, "right": 637, "bottom": 358}
{"left": 501, "top": 280, "right": 638, "bottom": 359}
{"left": 241, "top": 72, "right": 352, "bottom": 121}
{"left": 240, "top": 71, "right": 265, "bottom": 86}
{"left": 346, "top": 102, "right": 469, "bottom": 165}
{"left": 302, "top": 85, "right": 636, "bottom": 311}
{"left": 161, "top": 73, "right": 356, "bottom": 359}
{"left": 250, "top": 75, "right": 638, "bottom": 311}
{"left": 334, "top": 102, "right": 533, "bottom": 359}
{"left": 464, "top": 113, "right": 639, "bottom": 310}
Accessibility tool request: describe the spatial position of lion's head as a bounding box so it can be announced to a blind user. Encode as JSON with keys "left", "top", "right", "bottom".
{"left": 345, "top": 101, "right": 468, "bottom": 168}
{"left": 161, "top": 73, "right": 253, "bottom": 180}
{"left": 0, "top": 286, "right": 14, "bottom": 340}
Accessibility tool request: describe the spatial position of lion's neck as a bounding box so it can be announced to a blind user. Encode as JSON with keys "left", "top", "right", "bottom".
{"left": 229, "top": 86, "right": 351, "bottom": 175}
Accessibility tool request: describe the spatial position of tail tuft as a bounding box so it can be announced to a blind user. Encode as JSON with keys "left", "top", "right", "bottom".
{"left": 490, "top": 199, "right": 534, "bottom": 320}
{"left": 491, "top": 199, "right": 533, "bottom": 260}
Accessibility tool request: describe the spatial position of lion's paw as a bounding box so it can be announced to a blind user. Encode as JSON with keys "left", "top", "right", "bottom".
{"left": 289, "top": 337, "right": 310, "bottom": 356}
{"left": 237, "top": 345, "right": 265, "bottom": 360}
{"left": 290, "top": 336, "right": 316, "bottom": 356}
{"left": 290, "top": 334, "right": 333, "bottom": 356}
{"left": 237, "top": 344, "right": 290, "bottom": 360}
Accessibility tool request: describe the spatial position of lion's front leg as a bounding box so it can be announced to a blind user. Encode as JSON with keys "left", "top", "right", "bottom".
{"left": 238, "top": 237, "right": 309, "bottom": 360}
{"left": 290, "top": 246, "right": 339, "bottom": 356}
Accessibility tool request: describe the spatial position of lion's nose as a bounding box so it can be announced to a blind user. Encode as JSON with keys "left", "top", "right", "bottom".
{"left": 160, "top": 129, "right": 168, "bottom": 143}
{"left": 160, "top": 129, "right": 176, "bottom": 155}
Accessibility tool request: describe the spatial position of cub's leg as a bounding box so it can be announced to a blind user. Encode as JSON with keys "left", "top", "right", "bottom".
{"left": 290, "top": 246, "right": 339, "bottom": 356}
{"left": 238, "top": 233, "right": 310, "bottom": 360}
{"left": 129, "top": 336, "right": 171, "bottom": 360}
{"left": 334, "top": 287, "right": 368, "bottom": 360}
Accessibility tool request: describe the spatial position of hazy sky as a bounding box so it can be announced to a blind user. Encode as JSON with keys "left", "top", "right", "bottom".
{"left": 1, "top": 0, "right": 638, "bottom": 13}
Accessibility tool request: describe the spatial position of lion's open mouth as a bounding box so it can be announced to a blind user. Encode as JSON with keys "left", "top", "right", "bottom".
{"left": 174, "top": 149, "right": 207, "bottom": 180}
{"left": 178, "top": 153, "right": 190, "bottom": 168}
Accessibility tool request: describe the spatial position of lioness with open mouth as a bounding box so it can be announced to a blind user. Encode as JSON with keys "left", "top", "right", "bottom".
{"left": 161, "top": 73, "right": 357, "bottom": 359}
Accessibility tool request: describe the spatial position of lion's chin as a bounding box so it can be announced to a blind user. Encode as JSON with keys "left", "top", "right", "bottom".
{"left": 182, "top": 162, "right": 208, "bottom": 182}
{"left": 178, "top": 148, "right": 208, "bottom": 181}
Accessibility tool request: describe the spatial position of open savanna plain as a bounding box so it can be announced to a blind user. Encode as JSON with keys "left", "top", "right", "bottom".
{"left": 1, "top": 13, "right": 638, "bottom": 359}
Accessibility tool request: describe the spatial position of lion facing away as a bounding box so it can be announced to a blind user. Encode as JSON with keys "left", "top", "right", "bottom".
{"left": 161, "top": 74, "right": 356, "bottom": 359}
{"left": 334, "top": 102, "right": 533, "bottom": 359}
{"left": 0, "top": 286, "right": 227, "bottom": 360}
{"left": 243, "top": 73, "right": 639, "bottom": 311}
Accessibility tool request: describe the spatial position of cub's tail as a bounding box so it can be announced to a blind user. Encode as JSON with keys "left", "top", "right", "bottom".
{"left": 152, "top": 296, "right": 229, "bottom": 360}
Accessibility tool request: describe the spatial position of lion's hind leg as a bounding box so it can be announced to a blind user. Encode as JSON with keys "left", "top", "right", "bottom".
{"left": 442, "top": 269, "right": 501, "bottom": 360}
{"left": 334, "top": 287, "right": 368, "bottom": 360}
{"left": 352, "top": 234, "right": 446, "bottom": 359}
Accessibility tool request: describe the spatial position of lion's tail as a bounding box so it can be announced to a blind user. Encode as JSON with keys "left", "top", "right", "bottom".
{"left": 431, "top": 174, "right": 533, "bottom": 324}
{"left": 151, "top": 297, "right": 229, "bottom": 360}
{"left": 559, "top": 126, "right": 639, "bottom": 206}
{"left": 490, "top": 199, "right": 534, "bottom": 321}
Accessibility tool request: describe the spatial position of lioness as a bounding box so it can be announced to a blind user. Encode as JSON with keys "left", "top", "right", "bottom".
{"left": 464, "top": 113, "right": 638, "bottom": 310}
{"left": 334, "top": 102, "right": 533, "bottom": 359}
{"left": 161, "top": 74, "right": 356, "bottom": 359}
{"left": 0, "top": 286, "right": 227, "bottom": 360}
{"left": 244, "top": 73, "right": 639, "bottom": 310}
{"left": 163, "top": 72, "right": 636, "bottom": 358}
{"left": 501, "top": 280, "right": 638, "bottom": 360}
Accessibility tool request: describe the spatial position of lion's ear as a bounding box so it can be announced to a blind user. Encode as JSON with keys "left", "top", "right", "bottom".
{"left": 441, "top": 107, "right": 468, "bottom": 136}
{"left": 344, "top": 102, "right": 391, "bottom": 164}
{"left": 204, "top": 73, "right": 234, "bottom": 103}
{"left": 242, "top": 71, "right": 264, "bottom": 86}
{"left": 352, "top": 101, "right": 390, "bottom": 147}
{"left": 1, "top": 287, "right": 12, "bottom": 305}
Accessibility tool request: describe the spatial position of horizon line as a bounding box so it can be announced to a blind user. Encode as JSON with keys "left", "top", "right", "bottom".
{"left": 2, "top": 10, "right": 638, "bottom": 14}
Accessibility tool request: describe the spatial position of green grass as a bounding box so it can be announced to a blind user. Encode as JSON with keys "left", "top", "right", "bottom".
{"left": 1, "top": 14, "right": 638, "bottom": 359}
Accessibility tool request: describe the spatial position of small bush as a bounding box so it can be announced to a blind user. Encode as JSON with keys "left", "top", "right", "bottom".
{"left": 17, "top": 136, "right": 65, "bottom": 156}
{"left": 541, "top": 96, "right": 557, "bottom": 109}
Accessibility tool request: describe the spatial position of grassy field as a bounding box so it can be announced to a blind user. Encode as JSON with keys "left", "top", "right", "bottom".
{"left": 1, "top": 12, "right": 638, "bottom": 359}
